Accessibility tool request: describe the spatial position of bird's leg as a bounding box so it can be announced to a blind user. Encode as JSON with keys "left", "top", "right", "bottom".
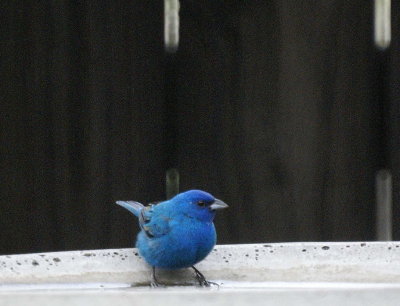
{"left": 150, "top": 266, "right": 161, "bottom": 288}
{"left": 191, "top": 266, "right": 219, "bottom": 287}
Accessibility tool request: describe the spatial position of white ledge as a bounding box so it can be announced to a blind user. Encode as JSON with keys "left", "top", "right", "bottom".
{"left": 1, "top": 242, "right": 400, "bottom": 286}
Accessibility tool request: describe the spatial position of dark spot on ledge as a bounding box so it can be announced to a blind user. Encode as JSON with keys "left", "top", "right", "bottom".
{"left": 83, "top": 253, "right": 93, "bottom": 257}
{"left": 245, "top": 254, "right": 249, "bottom": 257}
{"left": 53, "top": 258, "right": 61, "bottom": 262}
{"left": 113, "top": 252, "right": 119, "bottom": 255}
{"left": 269, "top": 250, "right": 274, "bottom": 253}
{"left": 322, "top": 246, "right": 330, "bottom": 250}
{"left": 255, "top": 249, "right": 259, "bottom": 252}
{"left": 32, "top": 260, "right": 39, "bottom": 266}
{"left": 263, "top": 245, "right": 272, "bottom": 248}
{"left": 134, "top": 253, "right": 139, "bottom": 256}
{"left": 360, "top": 243, "right": 366, "bottom": 247}
{"left": 388, "top": 247, "right": 392, "bottom": 250}
{"left": 302, "top": 249, "right": 306, "bottom": 252}
{"left": 225, "top": 260, "right": 229, "bottom": 263}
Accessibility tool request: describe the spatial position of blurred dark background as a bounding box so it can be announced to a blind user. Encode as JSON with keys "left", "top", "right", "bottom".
{"left": 1, "top": 1, "right": 400, "bottom": 255}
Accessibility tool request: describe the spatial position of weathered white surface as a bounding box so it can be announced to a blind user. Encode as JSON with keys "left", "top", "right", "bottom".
{"left": 1, "top": 286, "right": 400, "bottom": 306}
{"left": 1, "top": 242, "right": 400, "bottom": 286}
{"left": 1, "top": 242, "right": 400, "bottom": 305}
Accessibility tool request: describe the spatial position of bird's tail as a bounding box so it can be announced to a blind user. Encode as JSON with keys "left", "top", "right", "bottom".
{"left": 115, "top": 200, "right": 144, "bottom": 217}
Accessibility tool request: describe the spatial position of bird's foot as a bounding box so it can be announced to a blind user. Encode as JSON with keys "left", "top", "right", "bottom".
{"left": 198, "top": 279, "right": 220, "bottom": 287}
{"left": 150, "top": 266, "right": 165, "bottom": 288}
{"left": 191, "top": 266, "right": 219, "bottom": 288}
{"left": 150, "top": 280, "right": 164, "bottom": 288}
{"left": 150, "top": 278, "right": 167, "bottom": 288}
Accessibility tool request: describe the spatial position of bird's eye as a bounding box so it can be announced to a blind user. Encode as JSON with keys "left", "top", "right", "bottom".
{"left": 197, "top": 201, "right": 206, "bottom": 207}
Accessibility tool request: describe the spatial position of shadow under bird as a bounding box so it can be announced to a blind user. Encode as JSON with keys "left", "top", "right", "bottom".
{"left": 116, "top": 189, "right": 229, "bottom": 287}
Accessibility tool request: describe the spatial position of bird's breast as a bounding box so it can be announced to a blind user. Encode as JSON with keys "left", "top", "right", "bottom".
{"left": 136, "top": 216, "right": 217, "bottom": 269}
{"left": 171, "top": 220, "right": 216, "bottom": 265}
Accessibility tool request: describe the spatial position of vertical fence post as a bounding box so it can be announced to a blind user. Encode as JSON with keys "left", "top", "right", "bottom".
{"left": 374, "top": 0, "right": 391, "bottom": 50}
{"left": 376, "top": 169, "right": 393, "bottom": 240}
{"left": 164, "top": 0, "right": 180, "bottom": 52}
{"left": 166, "top": 168, "right": 180, "bottom": 199}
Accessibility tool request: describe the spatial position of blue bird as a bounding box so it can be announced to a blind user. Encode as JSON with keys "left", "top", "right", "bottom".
{"left": 116, "top": 189, "right": 228, "bottom": 287}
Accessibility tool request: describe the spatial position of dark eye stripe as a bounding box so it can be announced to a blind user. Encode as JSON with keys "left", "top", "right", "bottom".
{"left": 197, "top": 201, "right": 206, "bottom": 207}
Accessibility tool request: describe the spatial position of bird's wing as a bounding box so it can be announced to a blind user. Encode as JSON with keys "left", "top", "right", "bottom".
{"left": 139, "top": 204, "right": 171, "bottom": 238}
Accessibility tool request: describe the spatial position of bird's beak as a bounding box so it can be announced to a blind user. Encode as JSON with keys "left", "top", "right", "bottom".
{"left": 210, "top": 199, "right": 229, "bottom": 211}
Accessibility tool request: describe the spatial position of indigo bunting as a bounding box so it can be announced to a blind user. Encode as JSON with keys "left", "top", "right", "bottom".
{"left": 116, "top": 189, "right": 228, "bottom": 287}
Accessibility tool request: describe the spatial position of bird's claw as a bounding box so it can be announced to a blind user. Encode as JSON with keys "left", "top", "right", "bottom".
{"left": 192, "top": 266, "right": 219, "bottom": 288}
{"left": 205, "top": 280, "right": 220, "bottom": 287}
{"left": 150, "top": 266, "right": 166, "bottom": 288}
{"left": 198, "top": 279, "right": 219, "bottom": 287}
{"left": 150, "top": 281, "right": 165, "bottom": 288}
{"left": 196, "top": 277, "right": 219, "bottom": 288}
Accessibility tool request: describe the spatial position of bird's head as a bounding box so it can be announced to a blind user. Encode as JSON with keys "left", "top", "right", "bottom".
{"left": 171, "top": 190, "right": 229, "bottom": 222}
